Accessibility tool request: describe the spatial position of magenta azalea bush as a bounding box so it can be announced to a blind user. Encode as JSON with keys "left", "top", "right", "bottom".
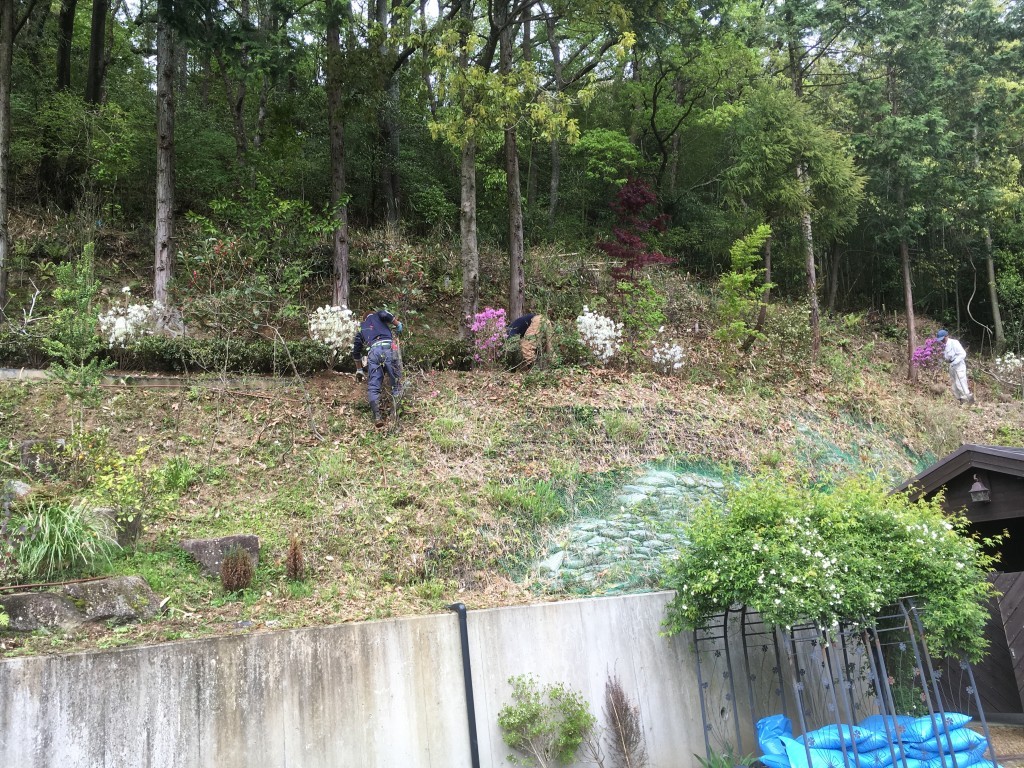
{"left": 912, "top": 337, "right": 943, "bottom": 369}
{"left": 469, "top": 307, "right": 507, "bottom": 366}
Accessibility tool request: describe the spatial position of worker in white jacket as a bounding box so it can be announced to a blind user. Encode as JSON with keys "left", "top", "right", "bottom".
{"left": 937, "top": 329, "right": 975, "bottom": 404}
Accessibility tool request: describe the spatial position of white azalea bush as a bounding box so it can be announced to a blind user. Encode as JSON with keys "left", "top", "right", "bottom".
{"left": 308, "top": 305, "right": 359, "bottom": 367}
{"left": 575, "top": 305, "right": 622, "bottom": 365}
{"left": 662, "top": 473, "right": 999, "bottom": 661}
{"left": 97, "top": 288, "right": 160, "bottom": 348}
{"left": 651, "top": 334, "right": 686, "bottom": 374}
{"left": 994, "top": 351, "right": 1023, "bottom": 396}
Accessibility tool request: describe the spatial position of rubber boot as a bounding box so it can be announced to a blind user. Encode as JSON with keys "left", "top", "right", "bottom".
{"left": 371, "top": 403, "right": 384, "bottom": 428}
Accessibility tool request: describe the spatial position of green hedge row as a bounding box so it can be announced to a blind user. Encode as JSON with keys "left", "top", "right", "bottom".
{"left": 0, "top": 330, "right": 474, "bottom": 375}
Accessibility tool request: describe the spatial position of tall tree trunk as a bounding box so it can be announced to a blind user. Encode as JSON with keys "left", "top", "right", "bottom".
{"left": 85, "top": 0, "right": 109, "bottom": 104}
{"left": 548, "top": 139, "right": 560, "bottom": 232}
{"left": 154, "top": 0, "right": 175, "bottom": 313}
{"left": 500, "top": 15, "right": 524, "bottom": 319}
{"left": 199, "top": 49, "right": 211, "bottom": 109}
{"left": 787, "top": 37, "right": 820, "bottom": 361}
{"left": 174, "top": 36, "right": 188, "bottom": 102}
{"left": 901, "top": 237, "right": 917, "bottom": 383}
{"left": 797, "top": 163, "right": 820, "bottom": 360}
{"left": 0, "top": 0, "right": 13, "bottom": 318}
{"left": 460, "top": 138, "right": 479, "bottom": 339}
{"left": 219, "top": 58, "right": 248, "bottom": 163}
{"left": 827, "top": 242, "right": 842, "bottom": 313}
{"left": 522, "top": 16, "right": 536, "bottom": 219}
{"left": 374, "top": 0, "right": 399, "bottom": 234}
{"left": 381, "top": 75, "right": 400, "bottom": 233}
{"left": 254, "top": 73, "right": 268, "bottom": 150}
{"left": 506, "top": 126, "right": 524, "bottom": 318}
{"left": 56, "top": 0, "right": 77, "bottom": 91}
{"left": 545, "top": 16, "right": 561, "bottom": 231}
{"left": 253, "top": 9, "right": 275, "bottom": 151}
{"left": 984, "top": 229, "right": 1005, "bottom": 355}
{"left": 326, "top": 0, "right": 350, "bottom": 308}
{"left": 217, "top": 0, "right": 249, "bottom": 164}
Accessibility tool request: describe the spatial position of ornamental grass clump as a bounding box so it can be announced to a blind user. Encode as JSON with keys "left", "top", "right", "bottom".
{"left": 220, "top": 546, "right": 255, "bottom": 593}
{"left": 662, "top": 473, "right": 1000, "bottom": 661}
{"left": 285, "top": 534, "right": 305, "bottom": 581}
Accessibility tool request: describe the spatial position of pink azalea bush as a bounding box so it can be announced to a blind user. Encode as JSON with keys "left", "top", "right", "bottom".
{"left": 912, "top": 337, "right": 943, "bottom": 369}
{"left": 469, "top": 307, "right": 507, "bottom": 366}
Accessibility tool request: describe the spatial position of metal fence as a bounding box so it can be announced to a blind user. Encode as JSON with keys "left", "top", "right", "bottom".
{"left": 693, "top": 598, "right": 999, "bottom": 767}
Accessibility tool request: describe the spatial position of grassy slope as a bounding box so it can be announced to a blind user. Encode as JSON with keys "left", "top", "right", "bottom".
{"left": 1, "top": 278, "right": 1022, "bottom": 657}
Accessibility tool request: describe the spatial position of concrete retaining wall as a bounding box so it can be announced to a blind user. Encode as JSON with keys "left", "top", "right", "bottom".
{"left": 0, "top": 591, "right": 712, "bottom": 767}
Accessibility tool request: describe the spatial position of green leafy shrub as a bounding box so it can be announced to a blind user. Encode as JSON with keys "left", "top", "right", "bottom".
{"left": 220, "top": 546, "right": 255, "bottom": 593}
{"left": 0, "top": 326, "right": 48, "bottom": 368}
{"left": 400, "top": 335, "right": 472, "bottom": 371}
{"left": 40, "top": 243, "right": 111, "bottom": 398}
{"left": 714, "top": 224, "right": 773, "bottom": 348}
{"left": 497, "top": 674, "right": 596, "bottom": 767}
{"left": 175, "top": 174, "right": 334, "bottom": 336}
{"left": 662, "top": 472, "right": 1000, "bottom": 661}
{"left": 15, "top": 498, "right": 118, "bottom": 581}
{"left": 615, "top": 277, "right": 667, "bottom": 361}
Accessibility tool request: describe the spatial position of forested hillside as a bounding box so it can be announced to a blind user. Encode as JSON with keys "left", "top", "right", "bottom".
{"left": 2, "top": 0, "right": 1024, "bottom": 654}
{"left": 2, "top": 0, "right": 1024, "bottom": 358}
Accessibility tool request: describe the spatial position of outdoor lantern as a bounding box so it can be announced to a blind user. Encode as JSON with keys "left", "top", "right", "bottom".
{"left": 969, "top": 475, "right": 991, "bottom": 503}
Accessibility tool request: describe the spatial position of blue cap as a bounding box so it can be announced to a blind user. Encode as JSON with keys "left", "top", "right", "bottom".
{"left": 936, "top": 329, "right": 948, "bottom": 340}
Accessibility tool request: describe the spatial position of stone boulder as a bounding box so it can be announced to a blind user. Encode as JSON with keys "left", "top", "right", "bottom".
{"left": 0, "top": 593, "right": 85, "bottom": 631}
{"left": 2, "top": 480, "right": 32, "bottom": 501}
{"left": 180, "top": 535, "right": 260, "bottom": 577}
{"left": 62, "top": 576, "right": 160, "bottom": 625}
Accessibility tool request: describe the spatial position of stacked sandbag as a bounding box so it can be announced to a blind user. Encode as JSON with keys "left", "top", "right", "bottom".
{"left": 859, "top": 713, "right": 995, "bottom": 768}
{"left": 754, "top": 713, "right": 1001, "bottom": 768}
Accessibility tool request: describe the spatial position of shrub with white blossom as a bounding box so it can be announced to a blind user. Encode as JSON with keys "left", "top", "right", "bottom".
{"left": 651, "top": 335, "right": 685, "bottom": 374}
{"left": 308, "top": 305, "right": 359, "bottom": 366}
{"left": 994, "top": 352, "right": 1023, "bottom": 395}
{"left": 575, "top": 305, "right": 622, "bottom": 365}
{"left": 662, "top": 473, "right": 999, "bottom": 661}
{"left": 97, "top": 288, "right": 160, "bottom": 348}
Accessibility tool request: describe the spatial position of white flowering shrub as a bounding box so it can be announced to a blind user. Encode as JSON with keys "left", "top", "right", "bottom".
{"left": 97, "top": 288, "right": 160, "bottom": 348}
{"left": 651, "top": 335, "right": 686, "bottom": 374}
{"left": 575, "top": 305, "right": 622, "bottom": 365}
{"left": 308, "top": 305, "right": 359, "bottom": 366}
{"left": 994, "top": 352, "right": 1024, "bottom": 395}
{"left": 995, "top": 352, "right": 1022, "bottom": 376}
{"left": 663, "top": 473, "right": 999, "bottom": 661}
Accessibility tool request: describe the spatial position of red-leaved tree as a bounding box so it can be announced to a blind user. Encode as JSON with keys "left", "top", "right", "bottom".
{"left": 597, "top": 179, "right": 674, "bottom": 281}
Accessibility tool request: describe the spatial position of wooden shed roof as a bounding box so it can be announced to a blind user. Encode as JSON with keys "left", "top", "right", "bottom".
{"left": 897, "top": 444, "right": 1024, "bottom": 499}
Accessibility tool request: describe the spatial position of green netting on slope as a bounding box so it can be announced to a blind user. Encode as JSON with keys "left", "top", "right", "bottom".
{"left": 515, "top": 417, "right": 928, "bottom": 598}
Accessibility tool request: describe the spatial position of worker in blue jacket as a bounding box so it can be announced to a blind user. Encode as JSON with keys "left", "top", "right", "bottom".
{"left": 352, "top": 309, "right": 403, "bottom": 427}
